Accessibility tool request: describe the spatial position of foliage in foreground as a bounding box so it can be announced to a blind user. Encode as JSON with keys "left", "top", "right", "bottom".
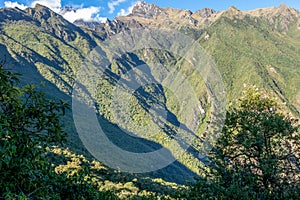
{"left": 0, "top": 65, "right": 115, "bottom": 199}
{"left": 1, "top": 62, "right": 299, "bottom": 200}
{"left": 185, "top": 88, "right": 300, "bottom": 199}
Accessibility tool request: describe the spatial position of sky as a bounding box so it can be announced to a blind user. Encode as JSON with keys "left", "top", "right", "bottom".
{"left": 1, "top": 0, "right": 300, "bottom": 23}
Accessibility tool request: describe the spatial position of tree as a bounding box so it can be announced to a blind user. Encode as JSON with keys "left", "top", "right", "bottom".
{"left": 0, "top": 64, "right": 115, "bottom": 199}
{"left": 187, "top": 87, "right": 300, "bottom": 199}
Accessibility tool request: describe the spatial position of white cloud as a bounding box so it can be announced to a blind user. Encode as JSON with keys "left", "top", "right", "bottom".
{"left": 108, "top": 0, "right": 127, "bottom": 14}
{"left": 4, "top": 1, "right": 28, "bottom": 10}
{"left": 31, "top": 0, "right": 61, "bottom": 12}
{"left": 117, "top": 3, "right": 136, "bottom": 16}
{"left": 4, "top": 0, "right": 106, "bottom": 23}
{"left": 62, "top": 7, "right": 107, "bottom": 23}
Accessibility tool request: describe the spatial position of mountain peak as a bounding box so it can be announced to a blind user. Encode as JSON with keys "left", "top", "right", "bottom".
{"left": 227, "top": 6, "right": 240, "bottom": 12}
{"left": 222, "top": 5, "right": 242, "bottom": 17}
{"left": 279, "top": 3, "right": 289, "bottom": 9}
{"left": 131, "top": 1, "right": 163, "bottom": 18}
{"left": 33, "top": 3, "right": 51, "bottom": 12}
{"left": 26, "top": 3, "right": 59, "bottom": 20}
{"left": 59, "top": 6, "right": 76, "bottom": 15}
{"left": 194, "top": 8, "right": 216, "bottom": 18}
{"left": 277, "top": 3, "right": 295, "bottom": 14}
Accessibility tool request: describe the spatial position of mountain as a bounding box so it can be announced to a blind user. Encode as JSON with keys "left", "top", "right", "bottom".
{"left": 0, "top": 1, "right": 300, "bottom": 192}
{"left": 72, "top": 2, "right": 300, "bottom": 114}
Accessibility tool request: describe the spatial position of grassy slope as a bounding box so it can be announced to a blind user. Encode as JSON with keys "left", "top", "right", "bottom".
{"left": 0, "top": 6, "right": 191, "bottom": 197}
{"left": 0, "top": 5, "right": 299, "bottom": 197}
{"left": 199, "top": 13, "right": 300, "bottom": 115}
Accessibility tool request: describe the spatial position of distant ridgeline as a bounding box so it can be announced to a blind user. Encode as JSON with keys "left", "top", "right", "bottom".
{"left": 0, "top": 2, "right": 299, "bottom": 184}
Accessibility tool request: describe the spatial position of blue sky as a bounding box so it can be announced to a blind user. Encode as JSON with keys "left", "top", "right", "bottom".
{"left": 1, "top": 0, "right": 300, "bottom": 22}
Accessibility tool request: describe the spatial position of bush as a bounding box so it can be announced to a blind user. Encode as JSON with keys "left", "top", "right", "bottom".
{"left": 0, "top": 64, "right": 116, "bottom": 199}
{"left": 187, "top": 87, "right": 300, "bottom": 199}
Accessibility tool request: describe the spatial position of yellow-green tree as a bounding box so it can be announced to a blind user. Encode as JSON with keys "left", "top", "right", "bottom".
{"left": 188, "top": 88, "right": 300, "bottom": 200}
{"left": 0, "top": 64, "right": 115, "bottom": 199}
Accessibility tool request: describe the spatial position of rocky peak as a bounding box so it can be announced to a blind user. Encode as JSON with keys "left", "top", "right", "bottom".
{"left": 245, "top": 4, "right": 300, "bottom": 32}
{"left": 276, "top": 3, "right": 296, "bottom": 17}
{"left": 0, "top": 7, "right": 33, "bottom": 22}
{"left": 194, "top": 8, "right": 216, "bottom": 18}
{"left": 59, "top": 6, "right": 76, "bottom": 15}
{"left": 131, "top": 1, "right": 163, "bottom": 18}
{"left": 24, "top": 4, "right": 79, "bottom": 42}
{"left": 74, "top": 19, "right": 101, "bottom": 29}
{"left": 26, "top": 4, "right": 60, "bottom": 21}
{"left": 274, "top": 4, "right": 299, "bottom": 32}
{"left": 278, "top": 3, "right": 289, "bottom": 11}
{"left": 227, "top": 6, "right": 241, "bottom": 14}
{"left": 221, "top": 5, "right": 243, "bottom": 18}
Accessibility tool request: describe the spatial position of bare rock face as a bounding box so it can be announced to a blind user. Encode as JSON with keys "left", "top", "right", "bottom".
{"left": 221, "top": 6, "right": 244, "bottom": 19}
{"left": 194, "top": 8, "right": 216, "bottom": 18}
{"left": 24, "top": 4, "right": 78, "bottom": 41}
{"left": 74, "top": 19, "right": 101, "bottom": 30}
{"left": 245, "top": 4, "right": 300, "bottom": 32}
{"left": 59, "top": 6, "right": 75, "bottom": 15}
{"left": 276, "top": 4, "right": 298, "bottom": 31}
{"left": 0, "top": 7, "right": 33, "bottom": 22}
{"left": 131, "top": 1, "right": 164, "bottom": 18}
{"left": 26, "top": 4, "right": 61, "bottom": 22}
{"left": 55, "top": 2, "right": 300, "bottom": 39}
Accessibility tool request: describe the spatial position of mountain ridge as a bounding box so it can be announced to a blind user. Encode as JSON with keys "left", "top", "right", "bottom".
{"left": 0, "top": 2, "right": 300, "bottom": 186}
{"left": 71, "top": 2, "right": 300, "bottom": 34}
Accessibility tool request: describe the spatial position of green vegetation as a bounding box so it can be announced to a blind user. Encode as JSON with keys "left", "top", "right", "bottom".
{"left": 199, "top": 13, "right": 300, "bottom": 115}
{"left": 0, "top": 64, "right": 116, "bottom": 199}
{"left": 0, "top": 4, "right": 300, "bottom": 199}
{"left": 0, "top": 64, "right": 184, "bottom": 199}
{"left": 2, "top": 64, "right": 298, "bottom": 199}
{"left": 184, "top": 88, "right": 300, "bottom": 199}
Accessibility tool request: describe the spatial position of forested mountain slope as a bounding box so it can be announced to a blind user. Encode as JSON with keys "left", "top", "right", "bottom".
{"left": 0, "top": 2, "right": 299, "bottom": 189}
